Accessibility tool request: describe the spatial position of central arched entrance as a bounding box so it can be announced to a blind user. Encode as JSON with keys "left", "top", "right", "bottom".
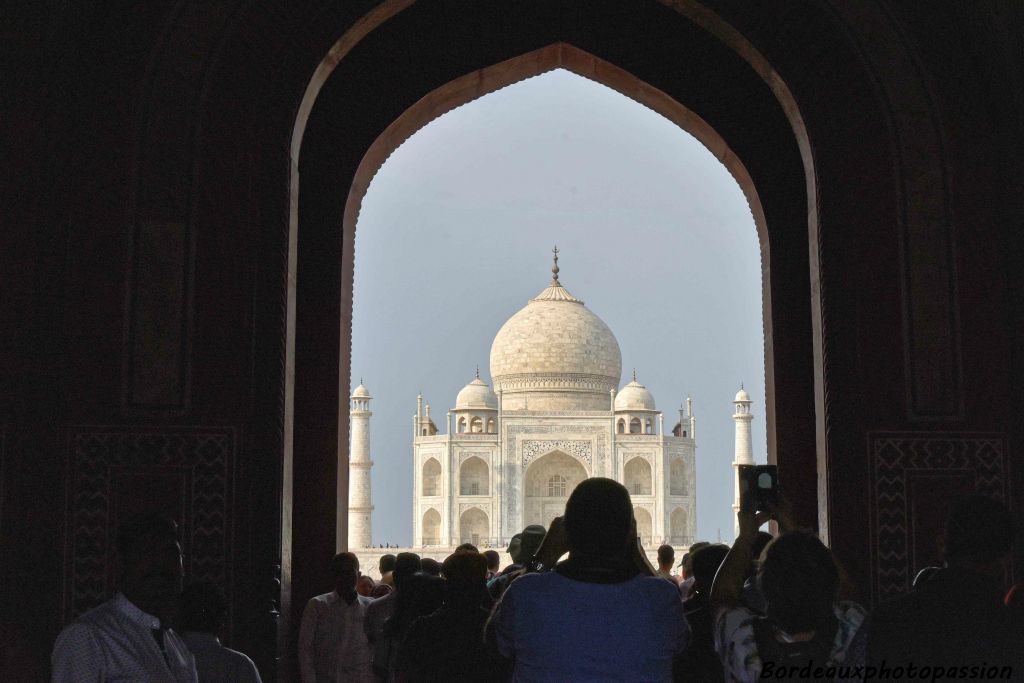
{"left": 523, "top": 450, "right": 589, "bottom": 529}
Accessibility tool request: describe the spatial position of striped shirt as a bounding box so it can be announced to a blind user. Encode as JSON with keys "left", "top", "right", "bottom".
{"left": 51, "top": 592, "right": 198, "bottom": 682}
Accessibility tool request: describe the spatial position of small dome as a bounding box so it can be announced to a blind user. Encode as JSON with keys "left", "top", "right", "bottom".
{"left": 615, "top": 379, "right": 656, "bottom": 411}
{"left": 352, "top": 383, "right": 370, "bottom": 398}
{"left": 455, "top": 376, "right": 498, "bottom": 410}
{"left": 734, "top": 387, "right": 750, "bottom": 403}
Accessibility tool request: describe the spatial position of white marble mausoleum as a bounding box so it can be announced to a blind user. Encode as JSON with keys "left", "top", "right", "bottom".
{"left": 406, "top": 253, "right": 698, "bottom": 549}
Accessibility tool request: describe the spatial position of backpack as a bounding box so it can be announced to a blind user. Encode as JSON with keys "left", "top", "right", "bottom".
{"left": 752, "top": 615, "right": 838, "bottom": 682}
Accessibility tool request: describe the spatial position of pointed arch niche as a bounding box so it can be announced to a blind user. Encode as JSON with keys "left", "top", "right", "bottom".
{"left": 289, "top": 6, "right": 828, "bottom": 639}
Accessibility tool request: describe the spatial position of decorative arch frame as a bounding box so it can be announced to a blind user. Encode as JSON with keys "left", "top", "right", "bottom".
{"left": 669, "top": 506, "right": 689, "bottom": 545}
{"left": 421, "top": 457, "right": 441, "bottom": 497}
{"left": 421, "top": 507, "right": 442, "bottom": 546}
{"left": 459, "top": 455, "right": 489, "bottom": 496}
{"left": 458, "top": 506, "right": 489, "bottom": 545}
{"left": 285, "top": 8, "right": 823, "bottom": 667}
{"left": 623, "top": 456, "right": 654, "bottom": 496}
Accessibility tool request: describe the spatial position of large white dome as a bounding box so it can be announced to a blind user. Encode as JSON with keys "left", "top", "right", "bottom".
{"left": 489, "top": 277, "right": 622, "bottom": 410}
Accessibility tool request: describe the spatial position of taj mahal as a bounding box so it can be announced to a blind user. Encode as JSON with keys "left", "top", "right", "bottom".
{"left": 348, "top": 251, "right": 756, "bottom": 568}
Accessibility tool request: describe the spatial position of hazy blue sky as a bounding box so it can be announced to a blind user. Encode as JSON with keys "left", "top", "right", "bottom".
{"left": 351, "top": 68, "right": 766, "bottom": 546}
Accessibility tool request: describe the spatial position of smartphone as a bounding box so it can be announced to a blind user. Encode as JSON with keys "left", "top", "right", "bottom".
{"left": 738, "top": 464, "right": 778, "bottom": 513}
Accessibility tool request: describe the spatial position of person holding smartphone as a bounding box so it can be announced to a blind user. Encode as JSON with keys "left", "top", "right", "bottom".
{"left": 710, "top": 499, "right": 865, "bottom": 683}
{"left": 486, "top": 477, "right": 688, "bottom": 682}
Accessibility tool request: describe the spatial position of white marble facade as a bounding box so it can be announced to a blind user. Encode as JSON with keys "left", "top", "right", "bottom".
{"left": 409, "top": 254, "right": 698, "bottom": 549}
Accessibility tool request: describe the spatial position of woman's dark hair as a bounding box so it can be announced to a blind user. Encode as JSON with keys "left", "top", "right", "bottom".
{"left": 691, "top": 544, "right": 730, "bottom": 596}
{"left": 759, "top": 532, "right": 838, "bottom": 634}
{"left": 564, "top": 478, "right": 633, "bottom": 558}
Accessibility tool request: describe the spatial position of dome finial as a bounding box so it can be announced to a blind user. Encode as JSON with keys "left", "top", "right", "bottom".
{"left": 475, "top": 364, "right": 480, "bottom": 379}
{"left": 551, "top": 245, "right": 560, "bottom": 285}
{"left": 633, "top": 368, "right": 637, "bottom": 382}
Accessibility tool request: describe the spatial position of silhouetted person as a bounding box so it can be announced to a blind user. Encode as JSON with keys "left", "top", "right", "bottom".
{"left": 378, "top": 571, "right": 444, "bottom": 683}
{"left": 298, "top": 552, "right": 373, "bottom": 683}
{"left": 865, "top": 494, "right": 1021, "bottom": 681}
{"left": 679, "top": 541, "right": 710, "bottom": 600}
{"left": 178, "top": 580, "right": 262, "bottom": 682}
{"left": 711, "top": 508, "right": 865, "bottom": 683}
{"left": 657, "top": 544, "right": 680, "bottom": 585}
{"left": 356, "top": 575, "right": 376, "bottom": 597}
{"left": 52, "top": 512, "right": 198, "bottom": 681}
{"left": 420, "top": 558, "right": 441, "bottom": 576}
{"left": 455, "top": 542, "right": 479, "bottom": 552}
{"left": 674, "top": 544, "right": 729, "bottom": 683}
{"left": 488, "top": 478, "right": 688, "bottom": 681}
{"left": 379, "top": 554, "right": 397, "bottom": 587}
{"left": 487, "top": 524, "right": 547, "bottom": 601}
{"left": 364, "top": 552, "right": 420, "bottom": 682}
{"left": 370, "top": 583, "right": 392, "bottom": 599}
{"left": 739, "top": 531, "right": 772, "bottom": 614}
{"left": 398, "top": 550, "right": 509, "bottom": 681}
{"left": 483, "top": 549, "right": 501, "bottom": 580}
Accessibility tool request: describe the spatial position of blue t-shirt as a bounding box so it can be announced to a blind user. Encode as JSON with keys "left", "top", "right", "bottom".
{"left": 490, "top": 571, "right": 689, "bottom": 682}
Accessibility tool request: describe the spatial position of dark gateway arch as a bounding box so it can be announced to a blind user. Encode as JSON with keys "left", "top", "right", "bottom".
{"left": 2, "top": 1, "right": 1021, "bottom": 679}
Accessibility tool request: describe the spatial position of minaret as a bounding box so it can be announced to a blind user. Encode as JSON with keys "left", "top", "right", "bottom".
{"left": 348, "top": 381, "right": 373, "bottom": 549}
{"left": 732, "top": 384, "right": 754, "bottom": 537}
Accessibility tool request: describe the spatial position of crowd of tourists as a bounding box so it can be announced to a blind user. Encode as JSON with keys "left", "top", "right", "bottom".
{"left": 50, "top": 480, "right": 1022, "bottom": 682}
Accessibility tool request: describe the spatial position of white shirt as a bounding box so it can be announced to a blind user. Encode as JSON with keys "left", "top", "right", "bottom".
{"left": 51, "top": 592, "right": 198, "bottom": 682}
{"left": 181, "top": 632, "right": 262, "bottom": 683}
{"left": 298, "top": 591, "right": 374, "bottom": 683}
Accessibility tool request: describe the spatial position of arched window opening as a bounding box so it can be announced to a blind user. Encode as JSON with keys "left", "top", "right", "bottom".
{"left": 422, "top": 458, "right": 441, "bottom": 496}
{"left": 459, "top": 456, "right": 489, "bottom": 495}
{"left": 629, "top": 418, "right": 641, "bottom": 434}
{"left": 422, "top": 508, "right": 441, "bottom": 546}
{"left": 470, "top": 416, "right": 483, "bottom": 433}
{"left": 644, "top": 418, "right": 653, "bottom": 434}
{"left": 669, "top": 459, "right": 686, "bottom": 495}
{"left": 617, "top": 419, "right": 625, "bottom": 434}
{"left": 624, "top": 457, "right": 652, "bottom": 496}
{"left": 486, "top": 418, "right": 496, "bottom": 433}
{"left": 459, "top": 507, "right": 489, "bottom": 546}
{"left": 634, "top": 507, "right": 653, "bottom": 546}
{"left": 548, "top": 475, "right": 567, "bottom": 497}
{"left": 421, "top": 428, "right": 427, "bottom": 436}
{"left": 457, "top": 417, "right": 467, "bottom": 433}
{"left": 669, "top": 507, "right": 688, "bottom": 545}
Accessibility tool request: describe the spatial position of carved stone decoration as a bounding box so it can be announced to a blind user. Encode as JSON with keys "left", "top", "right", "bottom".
{"left": 459, "top": 451, "right": 491, "bottom": 464}
{"left": 622, "top": 452, "right": 654, "bottom": 465}
{"left": 506, "top": 424, "right": 608, "bottom": 530}
{"left": 64, "top": 426, "right": 235, "bottom": 621}
{"left": 458, "top": 503, "right": 490, "bottom": 515}
{"left": 501, "top": 410, "right": 613, "bottom": 417}
{"left": 521, "top": 440, "right": 592, "bottom": 469}
{"left": 868, "top": 432, "right": 1008, "bottom": 603}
